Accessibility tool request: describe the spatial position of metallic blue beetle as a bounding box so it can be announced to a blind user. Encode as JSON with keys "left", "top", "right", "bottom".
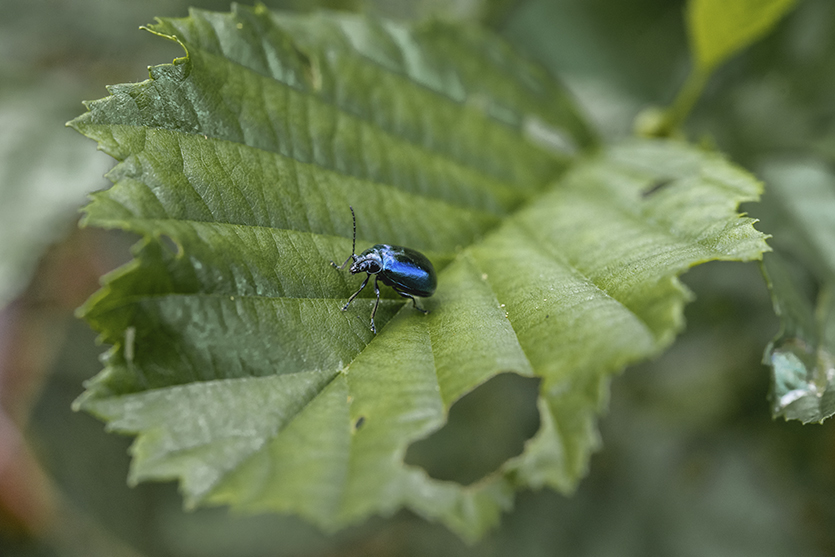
{"left": 331, "top": 206, "right": 437, "bottom": 333}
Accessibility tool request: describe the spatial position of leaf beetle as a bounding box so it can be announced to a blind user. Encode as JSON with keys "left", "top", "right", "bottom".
{"left": 331, "top": 206, "right": 437, "bottom": 333}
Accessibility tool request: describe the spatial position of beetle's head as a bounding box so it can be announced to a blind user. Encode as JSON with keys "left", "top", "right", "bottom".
{"left": 350, "top": 252, "right": 383, "bottom": 275}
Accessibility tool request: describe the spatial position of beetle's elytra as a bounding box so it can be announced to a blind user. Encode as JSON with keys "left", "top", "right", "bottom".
{"left": 331, "top": 206, "right": 437, "bottom": 333}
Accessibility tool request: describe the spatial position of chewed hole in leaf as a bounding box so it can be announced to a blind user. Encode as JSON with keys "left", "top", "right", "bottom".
{"left": 642, "top": 178, "right": 674, "bottom": 197}
{"left": 404, "top": 373, "right": 540, "bottom": 485}
{"left": 354, "top": 415, "right": 366, "bottom": 431}
{"left": 159, "top": 233, "right": 182, "bottom": 257}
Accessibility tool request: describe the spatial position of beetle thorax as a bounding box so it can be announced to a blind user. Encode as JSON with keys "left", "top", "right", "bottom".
{"left": 350, "top": 252, "right": 383, "bottom": 275}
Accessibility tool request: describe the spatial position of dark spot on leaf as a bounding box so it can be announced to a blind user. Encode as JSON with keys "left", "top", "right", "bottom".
{"left": 354, "top": 416, "right": 365, "bottom": 430}
{"left": 642, "top": 178, "right": 674, "bottom": 197}
{"left": 404, "top": 373, "right": 541, "bottom": 485}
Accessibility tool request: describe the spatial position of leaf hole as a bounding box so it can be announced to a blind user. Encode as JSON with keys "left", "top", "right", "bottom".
{"left": 642, "top": 178, "right": 674, "bottom": 197}
{"left": 404, "top": 373, "right": 540, "bottom": 485}
{"left": 159, "top": 234, "right": 182, "bottom": 257}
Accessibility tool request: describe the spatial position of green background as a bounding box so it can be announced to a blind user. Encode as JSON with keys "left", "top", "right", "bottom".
{"left": 2, "top": 0, "right": 834, "bottom": 555}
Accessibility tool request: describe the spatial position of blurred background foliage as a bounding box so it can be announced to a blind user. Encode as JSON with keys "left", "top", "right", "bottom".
{"left": 2, "top": 0, "right": 834, "bottom": 555}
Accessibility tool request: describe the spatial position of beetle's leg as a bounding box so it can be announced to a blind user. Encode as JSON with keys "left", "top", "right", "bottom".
{"left": 370, "top": 276, "right": 381, "bottom": 333}
{"left": 395, "top": 291, "right": 429, "bottom": 314}
{"left": 331, "top": 254, "right": 354, "bottom": 270}
{"left": 342, "top": 274, "right": 370, "bottom": 311}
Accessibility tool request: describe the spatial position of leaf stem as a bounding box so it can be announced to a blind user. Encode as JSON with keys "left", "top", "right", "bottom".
{"left": 644, "top": 66, "right": 711, "bottom": 138}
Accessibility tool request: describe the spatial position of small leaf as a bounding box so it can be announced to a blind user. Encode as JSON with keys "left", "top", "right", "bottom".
{"left": 759, "top": 160, "right": 835, "bottom": 423}
{"left": 762, "top": 255, "right": 835, "bottom": 423}
{"left": 687, "top": 0, "right": 797, "bottom": 72}
{"left": 69, "top": 7, "right": 769, "bottom": 540}
{"left": 653, "top": 0, "right": 798, "bottom": 136}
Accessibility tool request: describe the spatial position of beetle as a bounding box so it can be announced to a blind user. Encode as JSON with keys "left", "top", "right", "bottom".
{"left": 331, "top": 206, "right": 437, "bottom": 333}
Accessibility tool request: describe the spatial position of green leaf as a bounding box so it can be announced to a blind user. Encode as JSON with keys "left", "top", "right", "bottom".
{"left": 759, "top": 161, "right": 835, "bottom": 423}
{"left": 687, "top": 0, "right": 797, "bottom": 72}
{"left": 69, "top": 6, "right": 769, "bottom": 541}
{"left": 650, "top": 0, "right": 797, "bottom": 136}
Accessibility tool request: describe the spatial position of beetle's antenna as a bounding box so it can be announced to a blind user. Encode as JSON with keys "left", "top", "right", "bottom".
{"left": 330, "top": 205, "right": 358, "bottom": 270}
{"left": 349, "top": 205, "right": 357, "bottom": 256}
